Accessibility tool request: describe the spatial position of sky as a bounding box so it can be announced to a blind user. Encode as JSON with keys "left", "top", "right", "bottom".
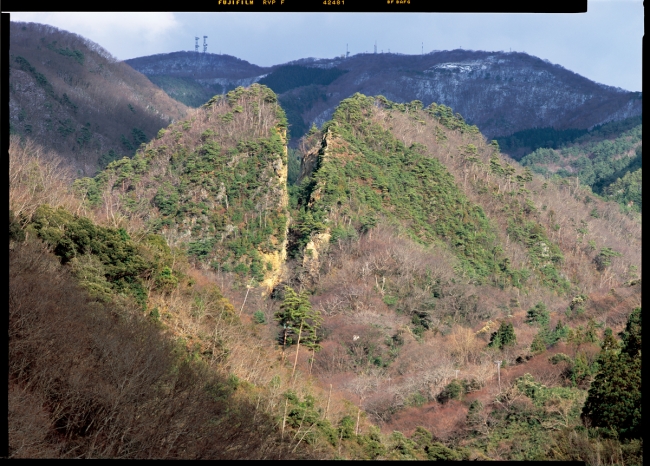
{"left": 9, "top": 2, "right": 643, "bottom": 92}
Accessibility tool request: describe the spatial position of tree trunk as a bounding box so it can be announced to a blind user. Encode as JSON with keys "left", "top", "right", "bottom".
{"left": 324, "top": 384, "right": 332, "bottom": 421}
{"left": 291, "top": 321, "right": 304, "bottom": 381}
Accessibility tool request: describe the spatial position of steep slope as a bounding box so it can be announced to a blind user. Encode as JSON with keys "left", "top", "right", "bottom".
{"left": 285, "top": 94, "right": 641, "bottom": 448}
{"left": 74, "top": 84, "right": 290, "bottom": 291}
{"left": 127, "top": 49, "right": 642, "bottom": 142}
{"left": 9, "top": 21, "right": 189, "bottom": 175}
{"left": 9, "top": 82, "right": 642, "bottom": 461}
{"left": 291, "top": 94, "right": 640, "bottom": 294}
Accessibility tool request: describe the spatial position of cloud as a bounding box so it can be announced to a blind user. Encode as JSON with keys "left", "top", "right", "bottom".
{"left": 9, "top": 12, "right": 180, "bottom": 59}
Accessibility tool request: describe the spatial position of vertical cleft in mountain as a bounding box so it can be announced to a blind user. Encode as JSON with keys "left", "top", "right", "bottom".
{"left": 291, "top": 93, "right": 571, "bottom": 292}
{"left": 75, "top": 84, "right": 290, "bottom": 290}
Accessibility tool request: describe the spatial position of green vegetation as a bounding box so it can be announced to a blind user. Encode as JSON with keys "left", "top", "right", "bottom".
{"left": 525, "top": 302, "right": 550, "bottom": 326}
{"left": 424, "top": 100, "right": 481, "bottom": 134}
{"left": 279, "top": 85, "right": 328, "bottom": 139}
{"left": 258, "top": 66, "right": 348, "bottom": 139}
{"left": 258, "top": 65, "right": 347, "bottom": 95}
{"left": 148, "top": 75, "right": 214, "bottom": 107}
{"left": 275, "top": 286, "right": 322, "bottom": 349}
{"left": 519, "top": 119, "right": 642, "bottom": 213}
{"left": 43, "top": 38, "right": 85, "bottom": 64}
{"left": 74, "top": 85, "right": 289, "bottom": 281}
{"left": 13, "top": 55, "right": 57, "bottom": 100}
{"left": 9, "top": 68, "right": 642, "bottom": 460}
{"left": 98, "top": 149, "right": 123, "bottom": 170}
{"left": 488, "top": 321, "right": 516, "bottom": 349}
{"left": 582, "top": 309, "right": 641, "bottom": 440}
{"left": 496, "top": 126, "right": 589, "bottom": 157}
{"left": 603, "top": 167, "right": 642, "bottom": 212}
{"left": 25, "top": 204, "right": 180, "bottom": 306}
{"left": 287, "top": 148, "right": 302, "bottom": 185}
{"left": 290, "top": 93, "right": 515, "bottom": 284}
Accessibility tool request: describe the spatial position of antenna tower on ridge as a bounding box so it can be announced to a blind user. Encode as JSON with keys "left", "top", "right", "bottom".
{"left": 374, "top": 40, "right": 377, "bottom": 54}
{"left": 203, "top": 36, "right": 208, "bottom": 53}
{"left": 346, "top": 43, "right": 349, "bottom": 59}
{"left": 195, "top": 37, "right": 199, "bottom": 53}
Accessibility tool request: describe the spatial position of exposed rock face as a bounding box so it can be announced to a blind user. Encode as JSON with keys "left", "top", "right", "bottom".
{"left": 76, "top": 85, "right": 290, "bottom": 290}
{"left": 296, "top": 128, "right": 336, "bottom": 284}
{"left": 302, "top": 231, "right": 331, "bottom": 283}
{"left": 261, "top": 128, "right": 290, "bottom": 293}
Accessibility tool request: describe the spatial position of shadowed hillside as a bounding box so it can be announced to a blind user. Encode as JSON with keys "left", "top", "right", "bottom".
{"left": 9, "top": 21, "right": 189, "bottom": 175}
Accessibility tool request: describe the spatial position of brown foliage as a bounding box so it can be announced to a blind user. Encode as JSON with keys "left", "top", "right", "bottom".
{"left": 385, "top": 400, "right": 468, "bottom": 441}
{"left": 9, "top": 135, "right": 83, "bottom": 220}
{"left": 368, "top": 105, "right": 641, "bottom": 294}
{"left": 9, "top": 239, "right": 305, "bottom": 459}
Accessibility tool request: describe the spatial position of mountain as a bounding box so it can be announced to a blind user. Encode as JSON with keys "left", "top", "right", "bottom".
{"left": 9, "top": 23, "right": 642, "bottom": 459}
{"left": 66, "top": 88, "right": 641, "bottom": 457}
{"left": 282, "top": 93, "right": 641, "bottom": 459}
{"left": 515, "top": 116, "right": 642, "bottom": 213}
{"left": 10, "top": 84, "right": 642, "bottom": 460}
{"left": 125, "top": 50, "right": 642, "bottom": 142}
{"left": 125, "top": 52, "right": 270, "bottom": 108}
{"left": 73, "top": 84, "right": 291, "bottom": 291}
{"left": 9, "top": 22, "right": 189, "bottom": 175}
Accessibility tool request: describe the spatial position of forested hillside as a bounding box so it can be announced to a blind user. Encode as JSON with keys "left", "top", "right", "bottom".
{"left": 282, "top": 96, "right": 641, "bottom": 458}
{"left": 125, "top": 51, "right": 268, "bottom": 108}
{"left": 514, "top": 117, "right": 642, "bottom": 213}
{"left": 9, "top": 80, "right": 642, "bottom": 460}
{"left": 126, "top": 49, "right": 642, "bottom": 143}
{"left": 9, "top": 22, "right": 188, "bottom": 175}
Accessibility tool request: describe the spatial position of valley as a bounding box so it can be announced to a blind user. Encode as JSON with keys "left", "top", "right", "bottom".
{"left": 8, "top": 21, "right": 642, "bottom": 462}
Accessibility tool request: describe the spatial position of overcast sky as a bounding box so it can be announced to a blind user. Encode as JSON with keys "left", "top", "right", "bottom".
{"left": 10, "top": 2, "right": 643, "bottom": 92}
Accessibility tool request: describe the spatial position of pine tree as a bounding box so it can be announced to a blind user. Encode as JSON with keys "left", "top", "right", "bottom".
{"left": 530, "top": 331, "right": 547, "bottom": 354}
{"left": 582, "top": 309, "right": 641, "bottom": 439}
{"left": 489, "top": 321, "right": 516, "bottom": 349}
{"left": 525, "top": 302, "right": 550, "bottom": 327}
{"left": 275, "top": 286, "right": 322, "bottom": 378}
{"left": 619, "top": 307, "right": 641, "bottom": 358}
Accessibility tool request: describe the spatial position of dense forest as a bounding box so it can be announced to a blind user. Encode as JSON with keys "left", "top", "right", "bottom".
{"left": 9, "top": 42, "right": 642, "bottom": 460}
{"left": 505, "top": 116, "right": 642, "bottom": 214}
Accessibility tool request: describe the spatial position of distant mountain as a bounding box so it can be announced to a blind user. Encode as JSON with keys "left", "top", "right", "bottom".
{"left": 125, "top": 52, "right": 270, "bottom": 107}
{"left": 125, "top": 50, "right": 641, "bottom": 142}
{"left": 9, "top": 22, "right": 189, "bottom": 175}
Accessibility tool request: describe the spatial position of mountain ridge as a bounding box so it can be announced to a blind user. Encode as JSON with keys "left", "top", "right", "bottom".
{"left": 9, "top": 22, "right": 643, "bottom": 461}
{"left": 125, "top": 49, "right": 641, "bottom": 141}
